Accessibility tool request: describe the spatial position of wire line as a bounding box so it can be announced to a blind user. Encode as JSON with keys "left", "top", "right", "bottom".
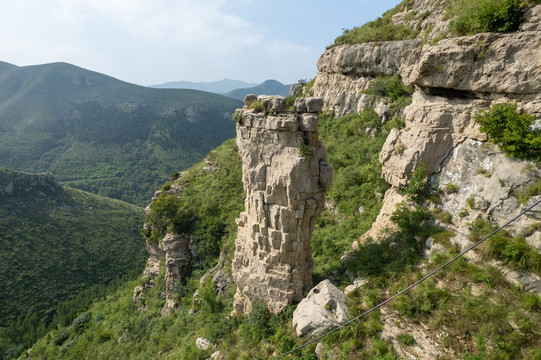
{"left": 274, "top": 198, "right": 541, "bottom": 359}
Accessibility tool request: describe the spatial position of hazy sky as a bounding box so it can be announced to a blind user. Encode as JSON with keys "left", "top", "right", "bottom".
{"left": 0, "top": 0, "right": 401, "bottom": 86}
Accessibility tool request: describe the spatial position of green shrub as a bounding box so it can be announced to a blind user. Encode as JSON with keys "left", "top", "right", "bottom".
{"left": 247, "top": 100, "right": 265, "bottom": 113}
{"left": 433, "top": 208, "right": 453, "bottom": 224}
{"left": 383, "top": 117, "right": 406, "bottom": 131}
{"left": 466, "top": 196, "right": 476, "bottom": 209}
{"left": 398, "top": 162, "right": 428, "bottom": 204}
{"left": 448, "top": 0, "right": 527, "bottom": 35}
{"left": 397, "top": 333, "right": 416, "bottom": 345}
{"left": 239, "top": 302, "right": 277, "bottom": 342}
{"left": 53, "top": 328, "right": 70, "bottom": 346}
{"left": 514, "top": 179, "right": 541, "bottom": 204}
{"left": 469, "top": 218, "right": 541, "bottom": 274}
{"left": 232, "top": 111, "right": 242, "bottom": 122}
{"left": 364, "top": 75, "right": 414, "bottom": 103}
{"left": 475, "top": 102, "right": 540, "bottom": 160}
{"left": 393, "top": 280, "right": 451, "bottom": 319}
{"left": 297, "top": 137, "right": 313, "bottom": 158}
{"left": 443, "top": 183, "right": 459, "bottom": 194}
{"left": 71, "top": 312, "right": 92, "bottom": 332}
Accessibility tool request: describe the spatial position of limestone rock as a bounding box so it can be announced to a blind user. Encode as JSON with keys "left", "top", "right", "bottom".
{"left": 195, "top": 337, "right": 212, "bottom": 351}
{"left": 433, "top": 139, "right": 541, "bottom": 236}
{"left": 257, "top": 95, "right": 287, "bottom": 113}
{"left": 132, "top": 240, "right": 164, "bottom": 305}
{"left": 312, "top": 39, "right": 420, "bottom": 117}
{"left": 380, "top": 306, "right": 454, "bottom": 359}
{"left": 212, "top": 269, "right": 231, "bottom": 295}
{"left": 294, "top": 97, "right": 324, "bottom": 113}
{"left": 232, "top": 97, "right": 331, "bottom": 314}
{"left": 244, "top": 94, "right": 257, "bottom": 106}
{"left": 401, "top": 32, "right": 541, "bottom": 94}
{"left": 161, "top": 233, "right": 192, "bottom": 313}
{"left": 292, "top": 280, "right": 348, "bottom": 337}
{"left": 344, "top": 278, "right": 367, "bottom": 296}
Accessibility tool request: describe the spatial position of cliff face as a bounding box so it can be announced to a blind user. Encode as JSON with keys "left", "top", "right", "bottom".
{"left": 311, "top": 3, "right": 541, "bottom": 358}
{"left": 314, "top": 3, "right": 541, "bottom": 245}
{"left": 232, "top": 95, "right": 332, "bottom": 314}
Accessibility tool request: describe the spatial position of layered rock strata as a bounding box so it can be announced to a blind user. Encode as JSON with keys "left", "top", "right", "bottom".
{"left": 232, "top": 95, "right": 332, "bottom": 314}
{"left": 311, "top": 0, "right": 451, "bottom": 118}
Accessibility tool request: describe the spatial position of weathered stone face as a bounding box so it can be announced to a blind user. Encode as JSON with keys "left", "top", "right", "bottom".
{"left": 292, "top": 279, "right": 348, "bottom": 337}
{"left": 232, "top": 95, "right": 332, "bottom": 314}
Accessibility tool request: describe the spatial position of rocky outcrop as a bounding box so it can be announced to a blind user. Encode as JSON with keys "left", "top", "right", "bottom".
{"left": 292, "top": 280, "right": 348, "bottom": 337}
{"left": 310, "top": 0, "right": 452, "bottom": 118}
{"left": 161, "top": 233, "right": 192, "bottom": 314}
{"left": 312, "top": 40, "right": 420, "bottom": 118}
{"left": 401, "top": 32, "right": 541, "bottom": 94}
{"left": 342, "top": 4, "right": 541, "bottom": 244}
{"left": 232, "top": 95, "right": 332, "bottom": 314}
{"left": 380, "top": 306, "right": 455, "bottom": 359}
{"left": 134, "top": 183, "right": 195, "bottom": 313}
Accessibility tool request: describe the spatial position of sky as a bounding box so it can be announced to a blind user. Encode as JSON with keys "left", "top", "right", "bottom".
{"left": 0, "top": 0, "right": 402, "bottom": 86}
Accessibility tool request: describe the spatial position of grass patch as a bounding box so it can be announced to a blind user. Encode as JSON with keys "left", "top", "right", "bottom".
{"left": 469, "top": 218, "right": 541, "bottom": 275}
{"left": 397, "top": 333, "right": 416, "bottom": 346}
{"left": 333, "top": 1, "right": 419, "bottom": 46}
{"left": 514, "top": 178, "right": 541, "bottom": 204}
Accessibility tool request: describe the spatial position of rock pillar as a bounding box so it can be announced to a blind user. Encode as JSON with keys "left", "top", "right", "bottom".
{"left": 232, "top": 95, "right": 332, "bottom": 314}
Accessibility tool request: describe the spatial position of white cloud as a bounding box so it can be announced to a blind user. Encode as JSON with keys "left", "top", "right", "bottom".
{"left": 0, "top": 0, "right": 343, "bottom": 84}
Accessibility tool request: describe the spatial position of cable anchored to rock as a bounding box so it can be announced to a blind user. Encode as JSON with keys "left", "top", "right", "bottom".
{"left": 274, "top": 198, "right": 541, "bottom": 359}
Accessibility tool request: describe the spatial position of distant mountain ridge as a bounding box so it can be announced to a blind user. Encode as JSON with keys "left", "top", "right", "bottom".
{"left": 150, "top": 78, "right": 257, "bottom": 93}
{"left": 0, "top": 61, "right": 242, "bottom": 206}
{"left": 225, "top": 79, "right": 292, "bottom": 100}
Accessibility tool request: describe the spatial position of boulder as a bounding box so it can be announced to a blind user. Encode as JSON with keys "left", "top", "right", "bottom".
{"left": 195, "top": 337, "right": 212, "bottom": 350}
{"left": 244, "top": 94, "right": 257, "bottom": 106}
{"left": 292, "top": 280, "right": 348, "bottom": 337}
{"left": 212, "top": 268, "right": 231, "bottom": 295}
{"left": 257, "top": 95, "right": 287, "bottom": 113}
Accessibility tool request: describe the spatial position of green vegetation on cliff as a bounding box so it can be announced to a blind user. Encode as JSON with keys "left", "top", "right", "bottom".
{"left": 0, "top": 61, "right": 242, "bottom": 206}
{"left": 0, "top": 168, "right": 146, "bottom": 358}
{"left": 332, "top": 0, "right": 534, "bottom": 46}
{"left": 447, "top": 0, "right": 528, "bottom": 35}
{"left": 475, "top": 102, "right": 541, "bottom": 160}
{"left": 333, "top": 1, "right": 419, "bottom": 46}
{"left": 144, "top": 138, "right": 244, "bottom": 266}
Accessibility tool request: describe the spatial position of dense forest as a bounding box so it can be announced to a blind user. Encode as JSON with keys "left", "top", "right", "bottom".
{"left": 0, "top": 61, "right": 242, "bottom": 206}
{"left": 0, "top": 168, "right": 147, "bottom": 357}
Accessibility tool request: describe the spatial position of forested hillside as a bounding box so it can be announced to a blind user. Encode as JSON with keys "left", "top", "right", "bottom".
{"left": 0, "top": 168, "right": 146, "bottom": 357}
{"left": 0, "top": 61, "right": 242, "bottom": 206}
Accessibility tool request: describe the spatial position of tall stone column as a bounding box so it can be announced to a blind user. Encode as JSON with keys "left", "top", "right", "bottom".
{"left": 232, "top": 95, "right": 332, "bottom": 314}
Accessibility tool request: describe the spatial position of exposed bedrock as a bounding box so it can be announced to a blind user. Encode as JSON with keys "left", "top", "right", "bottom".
{"left": 232, "top": 95, "right": 332, "bottom": 314}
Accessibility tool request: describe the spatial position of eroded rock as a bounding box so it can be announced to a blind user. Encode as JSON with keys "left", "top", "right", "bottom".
{"left": 232, "top": 96, "right": 332, "bottom": 314}
{"left": 292, "top": 280, "right": 348, "bottom": 337}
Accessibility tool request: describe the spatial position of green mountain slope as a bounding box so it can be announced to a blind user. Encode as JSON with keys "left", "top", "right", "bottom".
{"left": 0, "top": 167, "right": 147, "bottom": 356}
{"left": 0, "top": 61, "right": 242, "bottom": 206}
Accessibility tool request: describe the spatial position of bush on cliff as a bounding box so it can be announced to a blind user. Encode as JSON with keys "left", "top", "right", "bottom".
{"left": 474, "top": 102, "right": 540, "bottom": 160}
{"left": 448, "top": 0, "right": 527, "bottom": 35}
